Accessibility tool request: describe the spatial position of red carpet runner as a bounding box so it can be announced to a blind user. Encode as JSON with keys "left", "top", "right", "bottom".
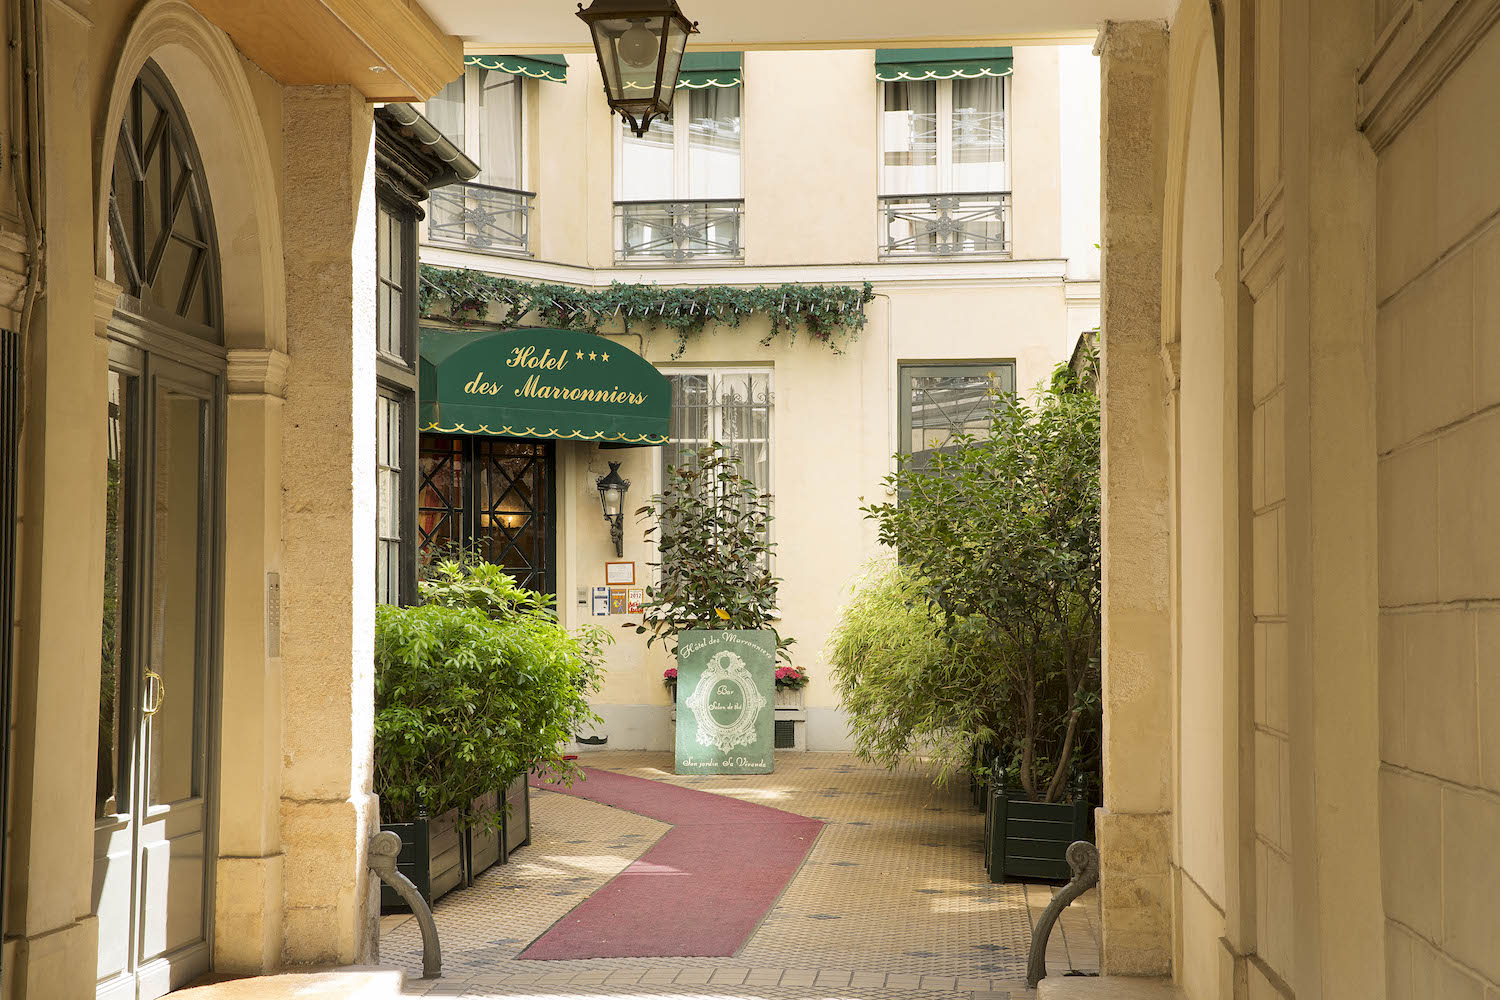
{"left": 521, "top": 768, "right": 823, "bottom": 959}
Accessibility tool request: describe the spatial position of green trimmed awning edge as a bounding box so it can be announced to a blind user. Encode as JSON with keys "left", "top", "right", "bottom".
{"left": 419, "top": 327, "right": 670, "bottom": 445}
{"left": 875, "top": 47, "right": 1013, "bottom": 82}
{"left": 465, "top": 54, "right": 568, "bottom": 82}
{"left": 678, "top": 52, "right": 741, "bottom": 89}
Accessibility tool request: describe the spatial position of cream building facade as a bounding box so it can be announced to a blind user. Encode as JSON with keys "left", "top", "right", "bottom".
{"left": 411, "top": 45, "right": 1101, "bottom": 753}
{"left": 2, "top": 0, "right": 1500, "bottom": 998}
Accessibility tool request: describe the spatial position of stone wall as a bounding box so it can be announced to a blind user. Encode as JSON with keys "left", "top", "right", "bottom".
{"left": 1368, "top": 9, "right": 1500, "bottom": 998}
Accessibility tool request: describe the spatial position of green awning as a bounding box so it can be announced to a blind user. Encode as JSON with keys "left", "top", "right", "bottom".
{"left": 464, "top": 54, "right": 568, "bottom": 82}
{"left": 875, "top": 47, "right": 1013, "bottom": 82}
{"left": 420, "top": 327, "right": 670, "bottom": 445}
{"left": 678, "top": 52, "right": 741, "bottom": 89}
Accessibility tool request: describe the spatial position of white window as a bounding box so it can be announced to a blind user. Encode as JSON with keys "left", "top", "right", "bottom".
{"left": 660, "top": 369, "right": 772, "bottom": 499}
{"left": 878, "top": 76, "right": 1011, "bottom": 257}
{"left": 424, "top": 67, "right": 531, "bottom": 255}
{"left": 375, "top": 391, "right": 406, "bottom": 606}
{"left": 616, "top": 86, "right": 742, "bottom": 262}
{"left": 617, "top": 88, "right": 742, "bottom": 200}
{"left": 374, "top": 196, "right": 417, "bottom": 606}
{"left": 426, "top": 67, "right": 525, "bottom": 189}
{"left": 879, "top": 77, "right": 1009, "bottom": 195}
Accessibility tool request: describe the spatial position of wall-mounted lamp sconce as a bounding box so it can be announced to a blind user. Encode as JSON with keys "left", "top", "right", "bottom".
{"left": 596, "top": 461, "right": 630, "bottom": 557}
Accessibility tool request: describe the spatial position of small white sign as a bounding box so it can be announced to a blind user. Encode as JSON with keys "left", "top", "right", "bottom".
{"left": 592, "top": 587, "right": 611, "bottom": 616}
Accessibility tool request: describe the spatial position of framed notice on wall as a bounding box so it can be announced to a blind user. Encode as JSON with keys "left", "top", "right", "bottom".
{"left": 605, "top": 561, "right": 635, "bottom": 585}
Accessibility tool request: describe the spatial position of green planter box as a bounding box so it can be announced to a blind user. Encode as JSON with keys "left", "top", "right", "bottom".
{"left": 379, "top": 806, "right": 466, "bottom": 913}
{"left": 984, "top": 775, "right": 1091, "bottom": 883}
{"left": 464, "top": 775, "right": 534, "bottom": 885}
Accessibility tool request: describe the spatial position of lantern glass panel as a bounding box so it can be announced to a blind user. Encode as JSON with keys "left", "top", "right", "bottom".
{"left": 600, "top": 483, "right": 623, "bottom": 519}
{"left": 660, "top": 15, "right": 688, "bottom": 102}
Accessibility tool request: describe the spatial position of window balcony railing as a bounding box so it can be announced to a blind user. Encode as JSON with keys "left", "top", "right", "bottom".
{"left": 615, "top": 199, "right": 744, "bottom": 264}
{"left": 878, "top": 191, "right": 1012, "bottom": 259}
{"left": 426, "top": 182, "right": 533, "bottom": 256}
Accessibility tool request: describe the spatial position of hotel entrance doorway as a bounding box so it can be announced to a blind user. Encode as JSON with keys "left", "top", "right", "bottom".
{"left": 418, "top": 435, "right": 556, "bottom": 593}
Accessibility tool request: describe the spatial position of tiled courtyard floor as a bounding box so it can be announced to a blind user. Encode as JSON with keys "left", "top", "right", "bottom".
{"left": 381, "top": 751, "right": 1099, "bottom": 998}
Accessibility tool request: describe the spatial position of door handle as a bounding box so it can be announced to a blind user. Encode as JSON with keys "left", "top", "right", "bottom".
{"left": 143, "top": 670, "right": 165, "bottom": 716}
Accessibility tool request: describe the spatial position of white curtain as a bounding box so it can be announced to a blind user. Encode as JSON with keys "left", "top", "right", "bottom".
{"left": 619, "top": 109, "right": 675, "bottom": 201}
{"left": 951, "top": 76, "right": 1006, "bottom": 192}
{"left": 425, "top": 74, "right": 465, "bottom": 150}
{"left": 686, "top": 87, "right": 741, "bottom": 199}
{"left": 881, "top": 81, "right": 937, "bottom": 194}
{"left": 476, "top": 69, "right": 523, "bottom": 189}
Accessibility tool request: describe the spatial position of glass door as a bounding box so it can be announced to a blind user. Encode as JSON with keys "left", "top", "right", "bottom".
{"left": 95, "top": 348, "right": 219, "bottom": 1000}
{"left": 418, "top": 435, "right": 556, "bottom": 594}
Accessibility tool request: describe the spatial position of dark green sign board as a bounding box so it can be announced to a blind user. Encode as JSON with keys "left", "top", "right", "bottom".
{"left": 419, "top": 327, "right": 670, "bottom": 445}
{"left": 674, "top": 630, "right": 776, "bottom": 775}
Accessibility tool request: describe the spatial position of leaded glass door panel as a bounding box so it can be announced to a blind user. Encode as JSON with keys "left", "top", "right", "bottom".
{"left": 419, "top": 434, "right": 556, "bottom": 594}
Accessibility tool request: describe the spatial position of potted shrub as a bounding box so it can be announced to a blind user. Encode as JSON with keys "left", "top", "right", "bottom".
{"left": 845, "top": 357, "right": 1101, "bottom": 882}
{"left": 629, "top": 443, "right": 793, "bottom": 773}
{"left": 375, "top": 558, "right": 605, "bottom": 907}
{"left": 630, "top": 443, "right": 793, "bottom": 661}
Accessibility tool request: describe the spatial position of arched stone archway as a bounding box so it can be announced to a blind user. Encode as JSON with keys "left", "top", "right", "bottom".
{"left": 1159, "top": 7, "right": 1235, "bottom": 995}
{"left": 96, "top": 0, "right": 285, "bottom": 354}
{"left": 96, "top": 0, "right": 289, "bottom": 975}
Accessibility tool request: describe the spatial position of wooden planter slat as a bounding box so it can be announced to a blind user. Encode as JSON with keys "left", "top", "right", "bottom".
{"left": 465, "top": 790, "right": 502, "bottom": 884}
{"left": 502, "top": 775, "right": 530, "bottom": 855}
{"left": 380, "top": 806, "right": 467, "bottom": 913}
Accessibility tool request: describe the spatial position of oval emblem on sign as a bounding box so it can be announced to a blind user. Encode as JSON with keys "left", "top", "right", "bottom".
{"left": 684, "top": 651, "right": 768, "bottom": 753}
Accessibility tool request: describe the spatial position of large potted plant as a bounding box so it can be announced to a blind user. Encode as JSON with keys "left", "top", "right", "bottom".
{"left": 848, "top": 358, "right": 1101, "bottom": 881}
{"left": 374, "top": 558, "right": 604, "bottom": 908}
{"left": 630, "top": 443, "right": 792, "bottom": 773}
{"left": 631, "top": 443, "right": 792, "bottom": 659}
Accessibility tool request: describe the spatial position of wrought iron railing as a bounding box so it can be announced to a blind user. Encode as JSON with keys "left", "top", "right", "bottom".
{"left": 615, "top": 199, "right": 744, "bottom": 263}
{"left": 878, "top": 191, "right": 1011, "bottom": 258}
{"left": 426, "top": 182, "right": 533, "bottom": 256}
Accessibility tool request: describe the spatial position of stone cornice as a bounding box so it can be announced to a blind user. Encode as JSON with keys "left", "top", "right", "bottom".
{"left": 0, "top": 231, "right": 30, "bottom": 323}
{"left": 93, "top": 278, "right": 123, "bottom": 338}
{"left": 1239, "top": 182, "right": 1285, "bottom": 299}
{"left": 1357, "top": 0, "right": 1500, "bottom": 151}
{"left": 226, "top": 348, "right": 290, "bottom": 398}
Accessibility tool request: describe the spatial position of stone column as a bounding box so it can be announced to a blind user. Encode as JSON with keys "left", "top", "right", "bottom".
{"left": 1278, "top": 0, "right": 1382, "bottom": 995}
{"left": 278, "top": 85, "right": 379, "bottom": 966}
{"left": 4, "top": 3, "right": 112, "bottom": 995}
{"left": 215, "top": 348, "right": 289, "bottom": 972}
{"left": 1094, "top": 19, "right": 1173, "bottom": 977}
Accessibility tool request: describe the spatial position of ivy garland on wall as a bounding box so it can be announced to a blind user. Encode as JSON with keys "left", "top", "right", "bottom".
{"left": 418, "top": 264, "right": 876, "bottom": 358}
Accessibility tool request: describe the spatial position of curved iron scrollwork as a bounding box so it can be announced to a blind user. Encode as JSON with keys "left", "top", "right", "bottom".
{"left": 369, "top": 830, "right": 442, "bottom": 979}
{"left": 428, "top": 182, "right": 533, "bottom": 256}
{"left": 1026, "top": 840, "right": 1101, "bottom": 988}
{"left": 878, "top": 190, "right": 1011, "bottom": 258}
{"left": 616, "top": 199, "right": 744, "bottom": 262}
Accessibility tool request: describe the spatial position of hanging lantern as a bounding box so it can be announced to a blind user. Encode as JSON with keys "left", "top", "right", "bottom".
{"left": 576, "top": 0, "right": 698, "bottom": 137}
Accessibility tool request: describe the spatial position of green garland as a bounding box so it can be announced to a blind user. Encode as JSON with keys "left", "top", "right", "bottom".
{"left": 418, "top": 264, "right": 876, "bottom": 358}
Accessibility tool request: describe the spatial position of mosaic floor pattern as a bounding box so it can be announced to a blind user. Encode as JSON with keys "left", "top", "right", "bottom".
{"left": 380, "top": 751, "right": 1100, "bottom": 999}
